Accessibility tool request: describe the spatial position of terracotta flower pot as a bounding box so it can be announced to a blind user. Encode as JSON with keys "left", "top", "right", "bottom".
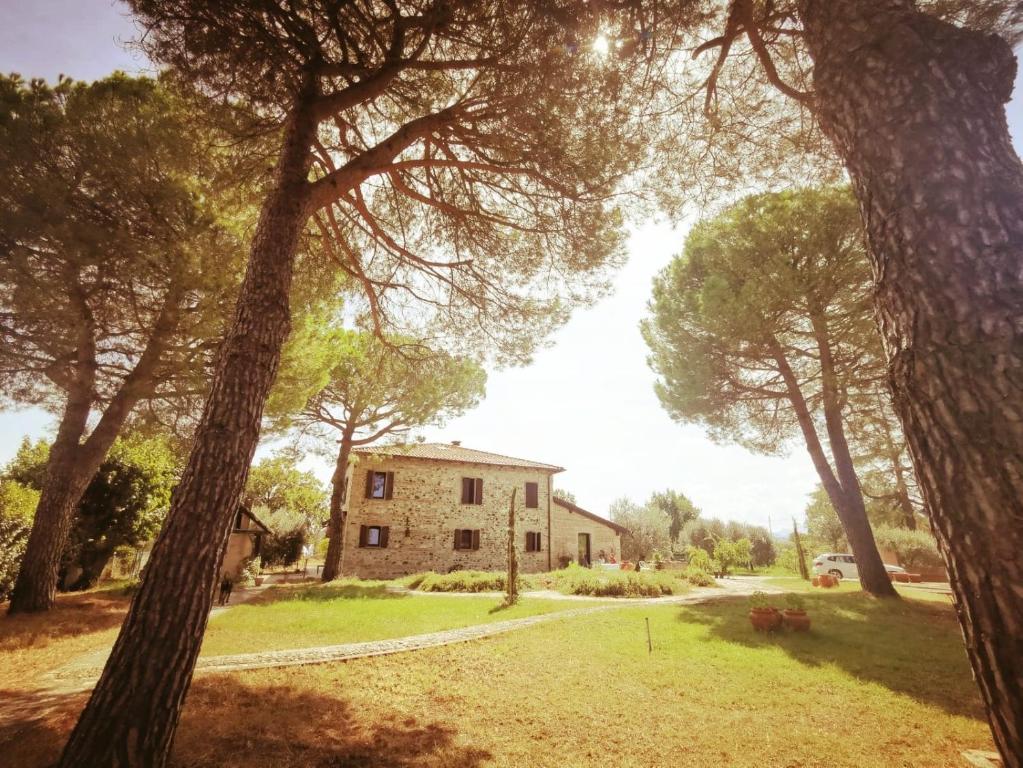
{"left": 812, "top": 576, "right": 820, "bottom": 587}
{"left": 254, "top": 576, "right": 265, "bottom": 586}
{"left": 749, "top": 607, "right": 782, "bottom": 632}
{"left": 783, "top": 609, "right": 811, "bottom": 632}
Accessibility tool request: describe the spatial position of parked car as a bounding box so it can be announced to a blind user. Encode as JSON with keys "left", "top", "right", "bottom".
{"left": 812, "top": 553, "right": 907, "bottom": 580}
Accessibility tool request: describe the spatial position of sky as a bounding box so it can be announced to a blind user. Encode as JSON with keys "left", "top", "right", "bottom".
{"left": 2, "top": 1, "right": 1022, "bottom": 533}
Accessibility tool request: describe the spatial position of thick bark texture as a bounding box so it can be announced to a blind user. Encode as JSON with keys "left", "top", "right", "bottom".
{"left": 321, "top": 430, "right": 354, "bottom": 582}
{"left": 799, "top": 0, "right": 1023, "bottom": 761}
{"left": 8, "top": 283, "right": 184, "bottom": 614}
{"left": 57, "top": 96, "right": 317, "bottom": 768}
{"left": 9, "top": 397, "right": 95, "bottom": 612}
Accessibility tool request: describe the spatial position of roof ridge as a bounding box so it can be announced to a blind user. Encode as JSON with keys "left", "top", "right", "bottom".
{"left": 352, "top": 442, "right": 565, "bottom": 472}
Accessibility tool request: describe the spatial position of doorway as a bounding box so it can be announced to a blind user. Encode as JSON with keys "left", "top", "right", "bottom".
{"left": 577, "top": 533, "right": 591, "bottom": 567}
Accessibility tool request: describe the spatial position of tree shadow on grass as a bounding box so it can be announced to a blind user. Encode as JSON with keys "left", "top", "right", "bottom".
{"left": 677, "top": 591, "right": 986, "bottom": 721}
{"left": 0, "top": 674, "right": 492, "bottom": 768}
{"left": 176, "top": 674, "right": 491, "bottom": 768}
{"left": 0, "top": 590, "right": 128, "bottom": 650}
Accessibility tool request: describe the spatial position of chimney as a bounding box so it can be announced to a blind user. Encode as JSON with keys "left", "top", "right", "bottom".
{"left": 451, "top": 440, "right": 461, "bottom": 447}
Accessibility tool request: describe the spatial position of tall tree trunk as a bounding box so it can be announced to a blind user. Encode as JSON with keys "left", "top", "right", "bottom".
{"left": 321, "top": 429, "right": 354, "bottom": 582}
{"left": 770, "top": 339, "right": 895, "bottom": 597}
{"left": 68, "top": 544, "right": 117, "bottom": 592}
{"left": 811, "top": 313, "right": 896, "bottom": 597}
{"left": 8, "top": 282, "right": 184, "bottom": 614}
{"left": 57, "top": 93, "right": 318, "bottom": 768}
{"left": 798, "top": 1, "right": 1023, "bottom": 762}
{"left": 8, "top": 395, "right": 94, "bottom": 612}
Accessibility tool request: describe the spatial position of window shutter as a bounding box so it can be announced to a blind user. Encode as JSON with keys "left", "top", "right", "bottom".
{"left": 384, "top": 472, "right": 394, "bottom": 500}
{"left": 471, "top": 529, "right": 481, "bottom": 550}
{"left": 358, "top": 525, "right": 368, "bottom": 547}
{"left": 525, "top": 532, "right": 533, "bottom": 552}
{"left": 525, "top": 483, "right": 538, "bottom": 508}
{"left": 474, "top": 478, "right": 483, "bottom": 505}
{"left": 380, "top": 526, "right": 390, "bottom": 548}
{"left": 454, "top": 529, "right": 462, "bottom": 549}
{"left": 461, "top": 478, "right": 472, "bottom": 504}
{"left": 365, "top": 471, "right": 374, "bottom": 499}
{"left": 537, "top": 532, "right": 542, "bottom": 551}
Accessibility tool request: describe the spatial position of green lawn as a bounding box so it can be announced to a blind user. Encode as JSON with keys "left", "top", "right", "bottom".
{"left": 3, "top": 582, "right": 991, "bottom": 767}
{"left": 166, "top": 588, "right": 993, "bottom": 768}
{"left": 199, "top": 581, "right": 577, "bottom": 655}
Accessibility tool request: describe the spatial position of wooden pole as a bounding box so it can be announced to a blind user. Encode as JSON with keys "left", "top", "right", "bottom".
{"left": 507, "top": 488, "right": 518, "bottom": 604}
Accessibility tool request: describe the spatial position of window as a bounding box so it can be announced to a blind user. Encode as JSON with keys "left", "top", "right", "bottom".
{"left": 358, "top": 525, "right": 389, "bottom": 548}
{"left": 525, "top": 531, "right": 542, "bottom": 552}
{"left": 365, "top": 470, "right": 394, "bottom": 500}
{"left": 461, "top": 477, "right": 483, "bottom": 505}
{"left": 525, "top": 482, "right": 539, "bottom": 509}
{"left": 454, "top": 528, "right": 481, "bottom": 550}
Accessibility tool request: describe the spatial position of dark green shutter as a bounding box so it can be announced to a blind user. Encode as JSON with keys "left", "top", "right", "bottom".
{"left": 471, "top": 529, "right": 480, "bottom": 550}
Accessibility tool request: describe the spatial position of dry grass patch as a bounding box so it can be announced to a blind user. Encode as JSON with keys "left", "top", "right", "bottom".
{"left": 0, "top": 586, "right": 130, "bottom": 692}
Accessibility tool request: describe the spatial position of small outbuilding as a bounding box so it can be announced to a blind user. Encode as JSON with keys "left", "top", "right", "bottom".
{"left": 222, "top": 505, "right": 270, "bottom": 578}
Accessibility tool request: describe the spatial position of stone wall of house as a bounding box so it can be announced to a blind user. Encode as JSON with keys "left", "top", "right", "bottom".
{"left": 341, "top": 456, "right": 557, "bottom": 579}
{"left": 550, "top": 505, "right": 621, "bottom": 568}
{"left": 223, "top": 533, "right": 257, "bottom": 579}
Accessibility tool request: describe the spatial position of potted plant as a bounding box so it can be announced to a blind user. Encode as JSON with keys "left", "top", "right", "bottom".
{"left": 782, "top": 594, "right": 811, "bottom": 632}
{"left": 748, "top": 591, "right": 782, "bottom": 632}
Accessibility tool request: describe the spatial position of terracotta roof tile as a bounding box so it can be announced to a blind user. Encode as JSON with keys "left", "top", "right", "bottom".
{"left": 352, "top": 442, "right": 565, "bottom": 472}
{"left": 553, "top": 496, "right": 630, "bottom": 535}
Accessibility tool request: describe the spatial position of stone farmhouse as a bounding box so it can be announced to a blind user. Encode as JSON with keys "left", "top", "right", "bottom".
{"left": 340, "top": 442, "right": 627, "bottom": 580}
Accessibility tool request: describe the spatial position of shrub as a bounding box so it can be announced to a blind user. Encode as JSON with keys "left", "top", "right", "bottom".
{"left": 237, "top": 555, "right": 262, "bottom": 586}
{"left": 785, "top": 593, "right": 806, "bottom": 611}
{"left": 399, "top": 572, "right": 430, "bottom": 590}
{"left": 0, "top": 479, "right": 36, "bottom": 601}
{"left": 871, "top": 525, "right": 944, "bottom": 570}
{"left": 749, "top": 591, "right": 773, "bottom": 610}
{"left": 685, "top": 546, "right": 713, "bottom": 572}
{"left": 418, "top": 570, "right": 506, "bottom": 593}
{"left": 682, "top": 567, "right": 714, "bottom": 587}
{"left": 546, "top": 563, "right": 685, "bottom": 597}
{"left": 258, "top": 507, "right": 308, "bottom": 567}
